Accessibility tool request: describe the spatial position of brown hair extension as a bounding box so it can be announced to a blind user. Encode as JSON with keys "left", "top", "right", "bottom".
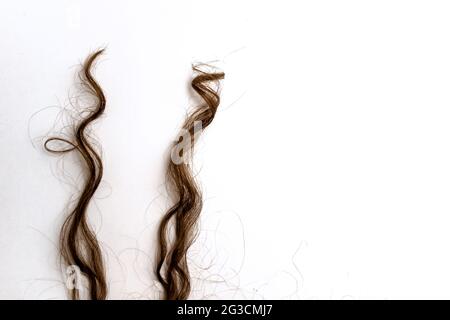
{"left": 156, "top": 65, "right": 225, "bottom": 300}
{"left": 44, "top": 49, "right": 107, "bottom": 300}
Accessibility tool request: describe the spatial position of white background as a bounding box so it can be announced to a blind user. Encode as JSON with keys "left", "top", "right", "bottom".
{"left": 1, "top": 0, "right": 450, "bottom": 299}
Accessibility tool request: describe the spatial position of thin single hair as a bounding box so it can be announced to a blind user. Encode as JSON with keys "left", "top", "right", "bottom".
{"left": 156, "top": 65, "right": 225, "bottom": 300}
{"left": 44, "top": 49, "right": 107, "bottom": 300}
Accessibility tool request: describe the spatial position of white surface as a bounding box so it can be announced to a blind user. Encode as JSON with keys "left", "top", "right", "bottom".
{"left": 1, "top": 0, "right": 450, "bottom": 299}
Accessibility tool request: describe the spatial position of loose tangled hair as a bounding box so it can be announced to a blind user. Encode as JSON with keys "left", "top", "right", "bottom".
{"left": 44, "top": 49, "right": 107, "bottom": 300}
{"left": 156, "top": 65, "right": 225, "bottom": 300}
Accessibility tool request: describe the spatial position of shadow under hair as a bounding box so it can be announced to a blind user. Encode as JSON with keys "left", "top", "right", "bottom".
{"left": 44, "top": 49, "right": 107, "bottom": 300}
{"left": 156, "top": 65, "right": 225, "bottom": 300}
